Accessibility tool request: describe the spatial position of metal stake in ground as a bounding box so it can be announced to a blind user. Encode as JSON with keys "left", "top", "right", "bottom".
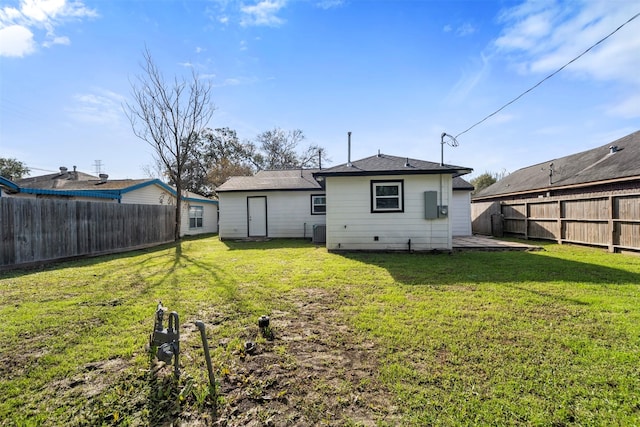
{"left": 195, "top": 321, "right": 216, "bottom": 392}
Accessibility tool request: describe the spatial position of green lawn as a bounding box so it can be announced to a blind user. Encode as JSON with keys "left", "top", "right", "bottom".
{"left": 1, "top": 236, "right": 639, "bottom": 426}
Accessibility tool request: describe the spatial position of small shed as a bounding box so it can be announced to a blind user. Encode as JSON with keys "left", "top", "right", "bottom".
{"left": 216, "top": 169, "right": 325, "bottom": 240}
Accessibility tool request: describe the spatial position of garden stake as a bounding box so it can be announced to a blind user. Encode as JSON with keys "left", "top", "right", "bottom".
{"left": 195, "top": 321, "right": 216, "bottom": 392}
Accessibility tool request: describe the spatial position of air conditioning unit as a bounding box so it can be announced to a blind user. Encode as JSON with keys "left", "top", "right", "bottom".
{"left": 312, "top": 224, "right": 326, "bottom": 244}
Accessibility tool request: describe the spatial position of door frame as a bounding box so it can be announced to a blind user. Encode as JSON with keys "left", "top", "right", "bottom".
{"left": 247, "top": 196, "right": 267, "bottom": 237}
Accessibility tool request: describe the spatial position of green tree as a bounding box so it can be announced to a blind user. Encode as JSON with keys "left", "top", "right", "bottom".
{"left": 0, "top": 157, "right": 30, "bottom": 180}
{"left": 470, "top": 170, "right": 508, "bottom": 195}
{"left": 253, "top": 127, "right": 328, "bottom": 170}
{"left": 181, "top": 127, "right": 256, "bottom": 196}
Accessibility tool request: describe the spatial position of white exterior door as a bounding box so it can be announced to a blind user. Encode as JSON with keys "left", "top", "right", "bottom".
{"left": 247, "top": 196, "right": 267, "bottom": 237}
{"left": 451, "top": 191, "right": 472, "bottom": 236}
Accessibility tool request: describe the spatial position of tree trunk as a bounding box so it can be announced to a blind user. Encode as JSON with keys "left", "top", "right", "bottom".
{"left": 174, "top": 183, "right": 182, "bottom": 241}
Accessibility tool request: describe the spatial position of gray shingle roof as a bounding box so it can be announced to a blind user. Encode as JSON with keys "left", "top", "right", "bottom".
{"left": 216, "top": 169, "right": 323, "bottom": 192}
{"left": 314, "top": 154, "right": 472, "bottom": 177}
{"left": 16, "top": 172, "right": 156, "bottom": 191}
{"left": 474, "top": 130, "right": 640, "bottom": 199}
{"left": 453, "top": 176, "right": 474, "bottom": 191}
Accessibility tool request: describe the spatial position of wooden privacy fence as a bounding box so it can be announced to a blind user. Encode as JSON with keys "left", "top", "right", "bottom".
{"left": 472, "top": 193, "right": 640, "bottom": 253}
{"left": 0, "top": 197, "right": 175, "bottom": 269}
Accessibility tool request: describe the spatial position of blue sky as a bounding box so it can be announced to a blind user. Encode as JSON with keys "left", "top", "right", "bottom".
{"left": 1, "top": 0, "right": 639, "bottom": 180}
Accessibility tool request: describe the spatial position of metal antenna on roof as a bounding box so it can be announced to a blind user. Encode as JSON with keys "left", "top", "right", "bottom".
{"left": 347, "top": 132, "right": 352, "bottom": 167}
{"left": 440, "top": 132, "right": 459, "bottom": 166}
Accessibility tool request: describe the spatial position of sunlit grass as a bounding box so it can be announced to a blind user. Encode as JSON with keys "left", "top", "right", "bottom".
{"left": 1, "top": 236, "right": 639, "bottom": 425}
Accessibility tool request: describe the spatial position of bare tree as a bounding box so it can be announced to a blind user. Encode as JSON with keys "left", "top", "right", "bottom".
{"left": 124, "top": 48, "right": 215, "bottom": 241}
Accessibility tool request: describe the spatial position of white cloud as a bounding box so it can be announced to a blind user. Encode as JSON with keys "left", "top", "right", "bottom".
{"left": 240, "top": 0, "right": 287, "bottom": 27}
{"left": 0, "top": 0, "right": 97, "bottom": 57}
{"left": 43, "top": 34, "right": 69, "bottom": 47}
{"left": 0, "top": 24, "right": 35, "bottom": 57}
{"left": 607, "top": 93, "right": 640, "bottom": 119}
{"left": 446, "top": 53, "right": 491, "bottom": 104}
{"left": 21, "top": 0, "right": 66, "bottom": 22}
{"left": 456, "top": 23, "right": 476, "bottom": 37}
{"left": 315, "top": 0, "right": 343, "bottom": 10}
{"left": 212, "top": 76, "right": 258, "bottom": 87}
{"left": 67, "top": 89, "right": 125, "bottom": 125}
{"left": 494, "top": 0, "right": 640, "bottom": 84}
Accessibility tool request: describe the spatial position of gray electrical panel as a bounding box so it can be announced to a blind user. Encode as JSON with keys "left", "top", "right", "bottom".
{"left": 424, "top": 191, "right": 438, "bottom": 219}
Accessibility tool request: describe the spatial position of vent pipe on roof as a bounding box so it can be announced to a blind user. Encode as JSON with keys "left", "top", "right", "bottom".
{"left": 59, "top": 166, "right": 68, "bottom": 175}
{"left": 377, "top": 149, "right": 381, "bottom": 157}
{"left": 609, "top": 145, "right": 618, "bottom": 154}
{"left": 99, "top": 173, "right": 109, "bottom": 183}
{"left": 347, "top": 132, "right": 352, "bottom": 167}
{"left": 405, "top": 157, "right": 410, "bottom": 167}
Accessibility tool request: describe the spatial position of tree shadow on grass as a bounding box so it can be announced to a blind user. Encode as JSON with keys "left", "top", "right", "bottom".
{"left": 0, "top": 235, "right": 216, "bottom": 279}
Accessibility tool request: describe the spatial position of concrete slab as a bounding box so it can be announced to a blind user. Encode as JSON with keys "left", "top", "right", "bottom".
{"left": 453, "top": 235, "right": 543, "bottom": 251}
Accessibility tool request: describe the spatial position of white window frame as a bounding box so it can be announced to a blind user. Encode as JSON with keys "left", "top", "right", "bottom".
{"left": 371, "top": 180, "right": 404, "bottom": 213}
{"left": 311, "top": 194, "right": 326, "bottom": 215}
{"left": 189, "top": 206, "right": 204, "bottom": 229}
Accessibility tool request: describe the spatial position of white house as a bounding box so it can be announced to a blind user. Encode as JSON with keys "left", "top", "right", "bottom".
{"left": 6, "top": 168, "right": 218, "bottom": 236}
{"left": 216, "top": 169, "right": 326, "bottom": 240}
{"left": 313, "top": 154, "right": 473, "bottom": 251}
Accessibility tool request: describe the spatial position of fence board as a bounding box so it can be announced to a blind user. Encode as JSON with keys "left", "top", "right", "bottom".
{"left": 472, "top": 192, "right": 640, "bottom": 253}
{"left": 528, "top": 201, "right": 558, "bottom": 219}
{"left": 563, "top": 198, "right": 608, "bottom": 220}
{"left": 0, "top": 198, "right": 175, "bottom": 268}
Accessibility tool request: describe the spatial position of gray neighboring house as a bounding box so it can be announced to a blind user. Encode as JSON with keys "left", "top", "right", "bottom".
{"left": 216, "top": 169, "right": 326, "bottom": 240}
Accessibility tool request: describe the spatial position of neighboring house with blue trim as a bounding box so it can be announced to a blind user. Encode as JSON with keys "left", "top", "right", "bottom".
{"left": 2, "top": 167, "right": 218, "bottom": 236}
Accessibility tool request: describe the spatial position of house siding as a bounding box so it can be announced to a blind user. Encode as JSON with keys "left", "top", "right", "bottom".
{"left": 121, "top": 184, "right": 172, "bottom": 205}
{"left": 121, "top": 184, "right": 218, "bottom": 236}
{"left": 218, "top": 190, "right": 326, "bottom": 239}
{"left": 325, "top": 174, "right": 452, "bottom": 251}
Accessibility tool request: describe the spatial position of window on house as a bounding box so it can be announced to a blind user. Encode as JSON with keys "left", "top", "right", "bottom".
{"left": 311, "top": 194, "right": 326, "bottom": 214}
{"left": 189, "top": 206, "right": 204, "bottom": 228}
{"left": 371, "top": 180, "right": 404, "bottom": 212}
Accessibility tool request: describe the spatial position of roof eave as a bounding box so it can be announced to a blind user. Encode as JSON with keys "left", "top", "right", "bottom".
{"left": 217, "top": 187, "right": 322, "bottom": 193}
{"left": 18, "top": 188, "right": 121, "bottom": 200}
{"left": 472, "top": 175, "right": 640, "bottom": 201}
{"left": 314, "top": 168, "right": 472, "bottom": 178}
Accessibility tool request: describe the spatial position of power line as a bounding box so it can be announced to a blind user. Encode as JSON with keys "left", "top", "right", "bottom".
{"left": 455, "top": 11, "right": 640, "bottom": 139}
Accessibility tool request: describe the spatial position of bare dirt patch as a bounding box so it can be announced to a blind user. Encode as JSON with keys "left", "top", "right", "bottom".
{"left": 206, "top": 287, "right": 400, "bottom": 426}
